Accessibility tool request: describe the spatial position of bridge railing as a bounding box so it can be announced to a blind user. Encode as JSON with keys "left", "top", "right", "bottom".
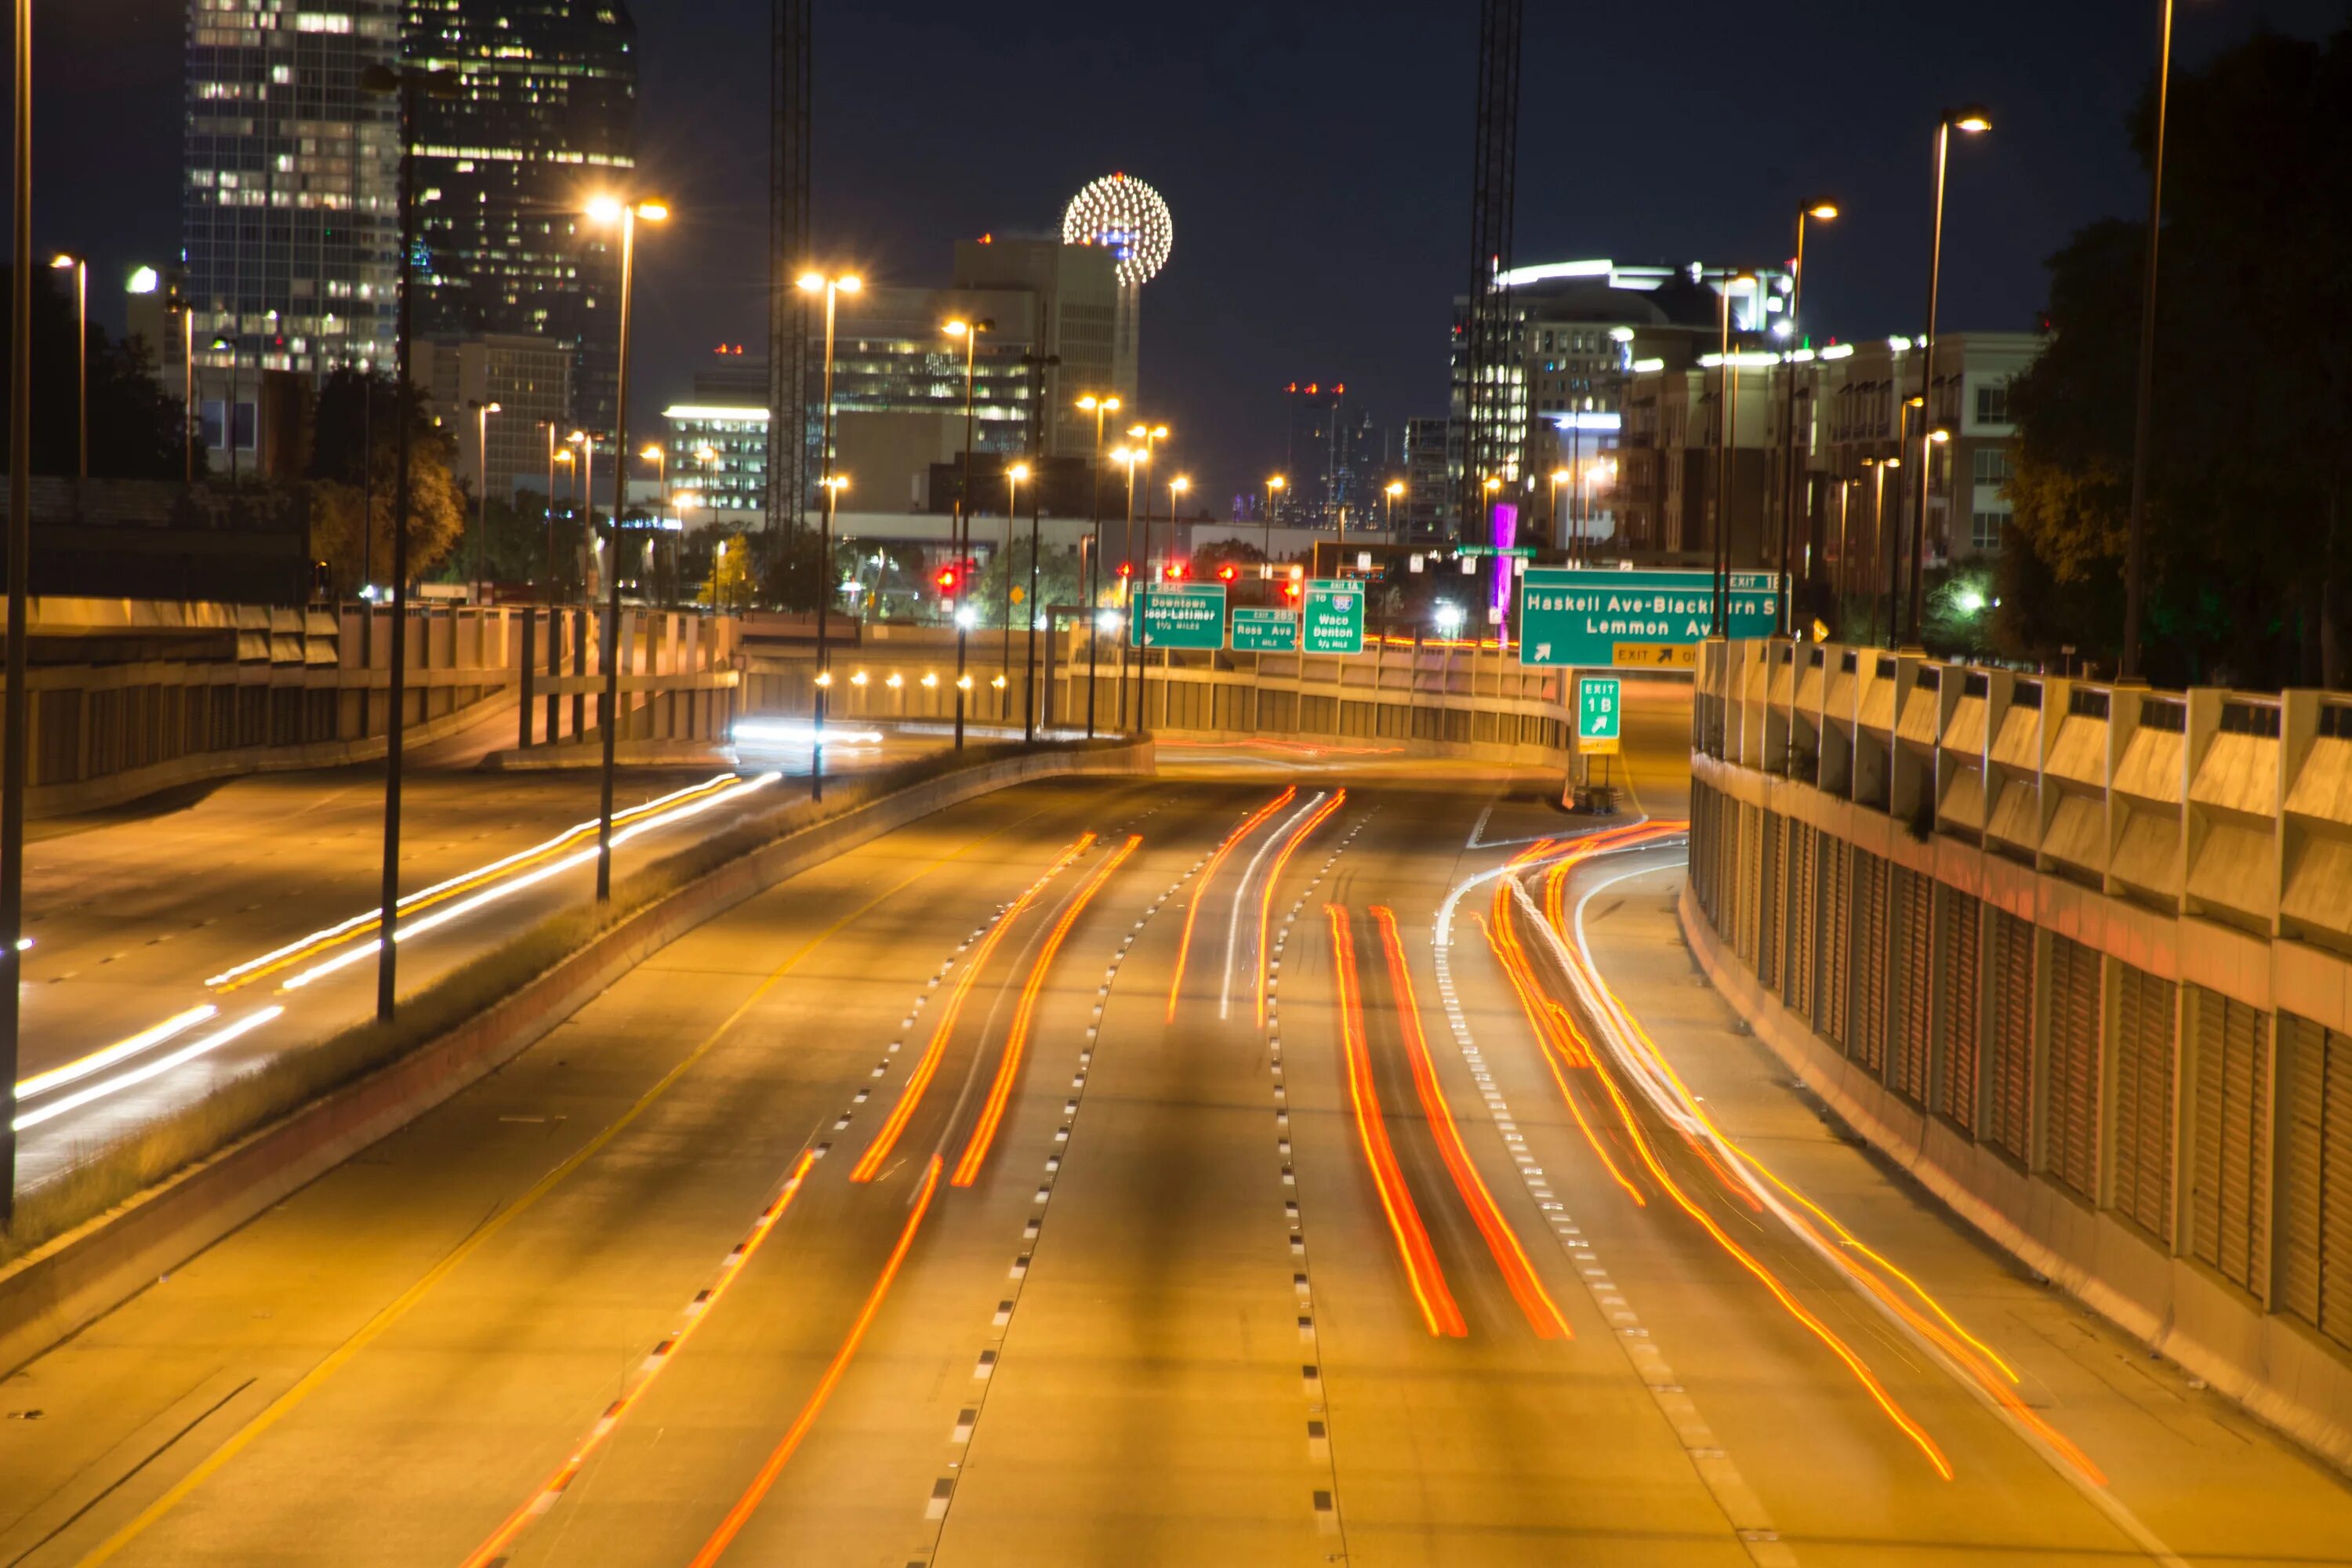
{"left": 1688, "top": 636, "right": 2352, "bottom": 1463}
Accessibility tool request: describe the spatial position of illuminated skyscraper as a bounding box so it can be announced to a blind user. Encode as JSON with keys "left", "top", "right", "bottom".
{"left": 405, "top": 0, "right": 638, "bottom": 430}
{"left": 181, "top": 0, "right": 401, "bottom": 459}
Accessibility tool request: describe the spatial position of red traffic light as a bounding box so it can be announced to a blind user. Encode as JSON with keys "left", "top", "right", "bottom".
{"left": 1117, "top": 562, "right": 1134, "bottom": 579}
{"left": 1164, "top": 561, "right": 1188, "bottom": 581}
{"left": 1217, "top": 564, "right": 1237, "bottom": 582}
{"left": 935, "top": 566, "right": 959, "bottom": 592}
{"left": 1283, "top": 581, "right": 1301, "bottom": 601}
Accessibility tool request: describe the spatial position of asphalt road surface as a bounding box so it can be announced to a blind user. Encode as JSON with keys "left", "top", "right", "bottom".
{"left": 3, "top": 695, "right": 2349, "bottom": 1565}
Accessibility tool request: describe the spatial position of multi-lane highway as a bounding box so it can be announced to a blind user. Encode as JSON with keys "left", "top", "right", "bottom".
{"left": 10, "top": 709, "right": 932, "bottom": 1185}
{"left": 4, "top": 683, "right": 2350, "bottom": 1565}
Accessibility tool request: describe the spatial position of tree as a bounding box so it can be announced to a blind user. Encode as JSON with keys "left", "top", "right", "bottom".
{"left": 0, "top": 266, "right": 194, "bottom": 479}
{"left": 968, "top": 535, "right": 1083, "bottom": 630}
{"left": 305, "top": 371, "right": 467, "bottom": 593}
{"left": 2005, "top": 26, "right": 2352, "bottom": 687}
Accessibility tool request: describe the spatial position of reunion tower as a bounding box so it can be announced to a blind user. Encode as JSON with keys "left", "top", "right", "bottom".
{"left": 1062, "top": 172, "right": 1173, "bottom": 405}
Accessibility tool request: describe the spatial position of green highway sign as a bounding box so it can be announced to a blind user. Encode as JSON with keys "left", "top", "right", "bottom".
{"left": 1577, "top": 675, "right": 1623, "bottom": 756}
{"left": 1136, "top": 583, "right": 1227, "bottom": 650}
{"left": 1455, "top": 545, "right": 1536, "bottom": 558}
{"left": 1301, "top": 579, "right": 1366, "bottom": 655}
{"left": 1518, "top": 568, "right": 1780, "bottom": 668}
{"left": 1231, "top": 606, "right": 1299, "bottom": 652}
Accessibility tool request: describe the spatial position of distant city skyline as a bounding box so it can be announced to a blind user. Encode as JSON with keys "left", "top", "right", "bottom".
{"left": 31, "top": 0, "right": 2346, "bottom": 506}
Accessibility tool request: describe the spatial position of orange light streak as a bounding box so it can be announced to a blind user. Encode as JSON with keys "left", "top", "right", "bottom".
{"left": 1258, "top": 790, "right": 1345, "bottom": 1026}
{"left": 1478, "top": 911, "right": 1644, "bottom": 1205}
{"left": 688, "top": 1155, "right": 944, "bottom": 1566}
{"left": 954, "top": 835, "right": 1139, "bottom": 1186}
{"left": 1168, "top": 789, "right": 1294, "bottom": 1020}
{"left": 460, "top": 1149, "right": 818, "bottom": 1568}
{"left": 852, "top": 837, "right": 1091, "bottom": 1182}
{"left": 1329, "top": 905, "right": 1465, "bottom": 1338}
{"left": 1371, "top": 906, "right": 1570, "bottom": 1338}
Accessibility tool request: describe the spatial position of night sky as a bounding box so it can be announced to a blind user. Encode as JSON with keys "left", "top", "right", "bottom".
{"left": 34, "top": 0, "right": 2349, "bottom": 509}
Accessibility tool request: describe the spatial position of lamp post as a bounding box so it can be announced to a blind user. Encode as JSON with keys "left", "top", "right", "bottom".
{"left": 48, "top": 252, "right": 85, "bottom": 481}
{"left": 1076, "top": 392, "right": 1120, "bottom": 738}
{"left": 568, "top": 429, "right": 595, "bottom": 602}
{"left": 1264, "top": 475, "right": 1285, "bottom": 572}
{"left": 1548, "top": 467, "right": 1570, "bottom": 557}
{"left": 2121, "top": 0, "right": 2176, "bottom": 682}
{"left": 1112, "top": 445, "right": 1142, "bottom": 732}
{"left": 1127, "top": 422, "right": 1167, "bottom": 579}
{"left": 1385, "top": 478, "right": 1404, "bottom": 534}
{"left": 1149, "top": 473, "right": 1189, "bottom": 736}
{"left": 1711, "top": 271, "right": 1758, "bottom": 636}
{"left": 470, "top": 399, "right": 500, "bottom": 594}
{"left": 180, "top": 300, "right": 196, "bottom": 484}
{"left": 584, "top": 192, "right": 669, "bottom": 903}
{"left": 942, "top": 317, "right": 993, "bottom": 748}
{"left": 2, "top": 0, "right": 31, "bottom": 1214}
{"left": 542, "top": 423, "right": 562, "bottom": 601}
{"left": 799, "top": 269, "right": 859, "bottom": 798}
{"left": 1777, "top": 200, "right": 1838, "bottom": 633}
{"left": 639, "top": 442, "right": 666, "bottom": 603}
{"left": 355, "top": 62, "right": 456, "bottom": 1022}
{"left": 1907, "top": 106, "right": 1991, "bottom": 647}
{"left": 1004, "top": 462, "right": 1027, "bottom": 722}
{"left": 1018, "top": 350, "right": 1057, "bottom": 743}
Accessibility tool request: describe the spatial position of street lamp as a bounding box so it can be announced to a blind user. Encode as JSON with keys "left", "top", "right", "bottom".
{"left": 800, "top": 268, "right": 861, "bottom": 798}
{"left": 1075, "top": 392, "right": 1120, "bottom": 737}
{"left": 2122, "top": 2, "right": 2176, "bottom": 681}
{"left": 354, "top": 60, "right": 457, "bottom": 1022}
{"left": 1004, "top": 461, "right": 1029, "bottom": 721}
{"left": 1907, "top": 105, "right": 1991, "bottom": 646}
{"left": 469, "top": 400, "right": 500, "bottom": 593}
{"left": 48, "top": 253, "right": 85, "bottom": 481}
{"left": 1385, "top": 478, "right": 1404, "bottom": 533}
{"left": 1777, "top": 199, "right": 1838, "bottom": 633}
{"left": 1264, "top": 474, "right": 1286, "bottom": 570}
{"left": 1112, "top": 445, "right": 1144, "bottom": 732}
{"left": 1548, "top": 467, "right": 1570, "bottom": 557}
{"left": 1712, "top": 270, "right": 1759, "bottom": 636}
{"left": 942, "top": 316, "right": 993, "bottom": 748}
{"left": 583, "top": 191, "right": 669, "bottom": 902}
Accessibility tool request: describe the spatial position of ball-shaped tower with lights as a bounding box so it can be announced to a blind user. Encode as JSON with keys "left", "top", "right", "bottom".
{"left": 1061, "top": 172, "right": 1174, "bottom": 287}
{"left": 1062, "top": 172, "right": 1171, "bottom": 417}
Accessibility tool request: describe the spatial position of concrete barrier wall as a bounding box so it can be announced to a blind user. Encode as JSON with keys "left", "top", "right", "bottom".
{"left": 0, "top": 741, "right": 1152, "bottom": 1377}
{"left": 1686, "top": 635, "right": 2352, "bottom": 1469}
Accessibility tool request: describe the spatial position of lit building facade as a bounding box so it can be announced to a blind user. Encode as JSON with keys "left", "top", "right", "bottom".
{"left": 405, "top": 0, "right": 638, "bottom": 431}
{"left": 952, "top": 238, "right": 1123, "bottom": 458}
{"left": 182, "top": 0, "right": 402, "bottom": 462}
{"left": 423, "top": 333, "right": 572, "bottom": 502}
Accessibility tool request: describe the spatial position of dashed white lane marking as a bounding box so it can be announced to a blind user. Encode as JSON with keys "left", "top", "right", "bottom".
{"left": 1429, "top": 871, "right": 1796, "bottom": 1568}
{"left": 910, "top": 799, "right": 1236, "bottom": 1557}
{"left": 1262, "top": 806, "right": 1372, "bottom": 1548}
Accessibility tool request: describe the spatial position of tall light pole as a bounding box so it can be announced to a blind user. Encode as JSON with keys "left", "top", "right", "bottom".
{"left": 639, "top": 442, "right": 666, "bottom": 603}
{"left": 1385, "top": 478, "right": 1404, "bottom": 534}
{"left": 1076, "top": 392, "right": 1120, "bottom": 738}
{"left": 3, "top": 0, "right": 32, "bottom": 1215}
{"left": 1017, "top": 350, "right": 1056, "bottom": 743}
{"left": 1548, "top": 467, "right": 1570, "bottom": 557}
{"left": 48, "top": 253, "right": 85, "bottom": 481}
{"left": 180, "top": 300, "right": 196, "bottom": 484}
{"left": 1149, "top": 472, "right": 1189, "bottom": 737}
{"left": 1777, "top": 201, "right": 1838, "bottom": 633}
{"left": 357, "top": 62, "right": 456, "bottom": 1022}
{"left": 943, "top": 317, "right": 993, "bottom": 748}
{"left": 1712, "top": 271, "right": 1757, "bottom": 636}
{"left": 1907, "top": 106, "right": 1991, "bottom": 647}
{"left": 470, "top": 399, "right": 500, "bottom": 593}
{"left": 1127, "top": 421, "right": 1167, "bottom": 579}
{"left": 1264, "top": 474, "right": 1285, "bottom": 569}
{"left": 1113, "top": 445, "right": 1142, "bottom": 732}
{"left": 2121, "top": 1, "right": 2176, "bottom": 681}
{"left": 568, "top": 429, "right": 596, "bottom": 602}
{"left": 1004, "top": 462, "right": 1028, "bottom": 722}
{"left": 542, "top": 423, "right": 561, "bottom": 601}
{"left": 799, "top": 269, "right": 859, "bottom": 798}
{"left": 585, "top": 192, "right": 669, "bottom": 903}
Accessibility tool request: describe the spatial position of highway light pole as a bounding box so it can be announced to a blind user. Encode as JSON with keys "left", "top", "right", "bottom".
{"left": 1004, "top": 462, "right": 1027, "bottom": 722}
{"left": 799, "top": 269, "right": 858, "bottom": 800}
{"left": 2121, "top": 0, "right": 2174, "bottom": 682}
{"left": 1076, "top": 393, "right": 1119, "bottom": 738}
{"left": 1907, "top": 105, "right": 1991, "bottom": 647}
{"left": 360, "top": 62, "right": 456, "bottom": 1021}
{"left": 1018, "top": 350, "right": 1056, "bottom": 743}
{"left": 470, "top": 399, "right": 499, "bottom": 593}
{"left": 1777, "top": 201, "right": 1838, "bottom": 633}
{"left": 1264, "top": 474, "right": 1284, "bottom": 569}
{"left": 586, "top": 192, "right": 670, "bottom": 902}
{"left": 2, "top": 0, "right": 32, "bottom": 1218}
{"left": 1711, "top": 272, "right": 1756, "bottom": 637}
{"left": 944, "top": 317, "right": 992, "bottom": 748}
{"left": 47, "top": 253, "right": 85, "bottom": 481}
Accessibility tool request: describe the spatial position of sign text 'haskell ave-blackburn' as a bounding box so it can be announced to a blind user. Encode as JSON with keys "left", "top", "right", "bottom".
{"left": 1517, "top": 568, "right": 1780, "bottom": 668}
